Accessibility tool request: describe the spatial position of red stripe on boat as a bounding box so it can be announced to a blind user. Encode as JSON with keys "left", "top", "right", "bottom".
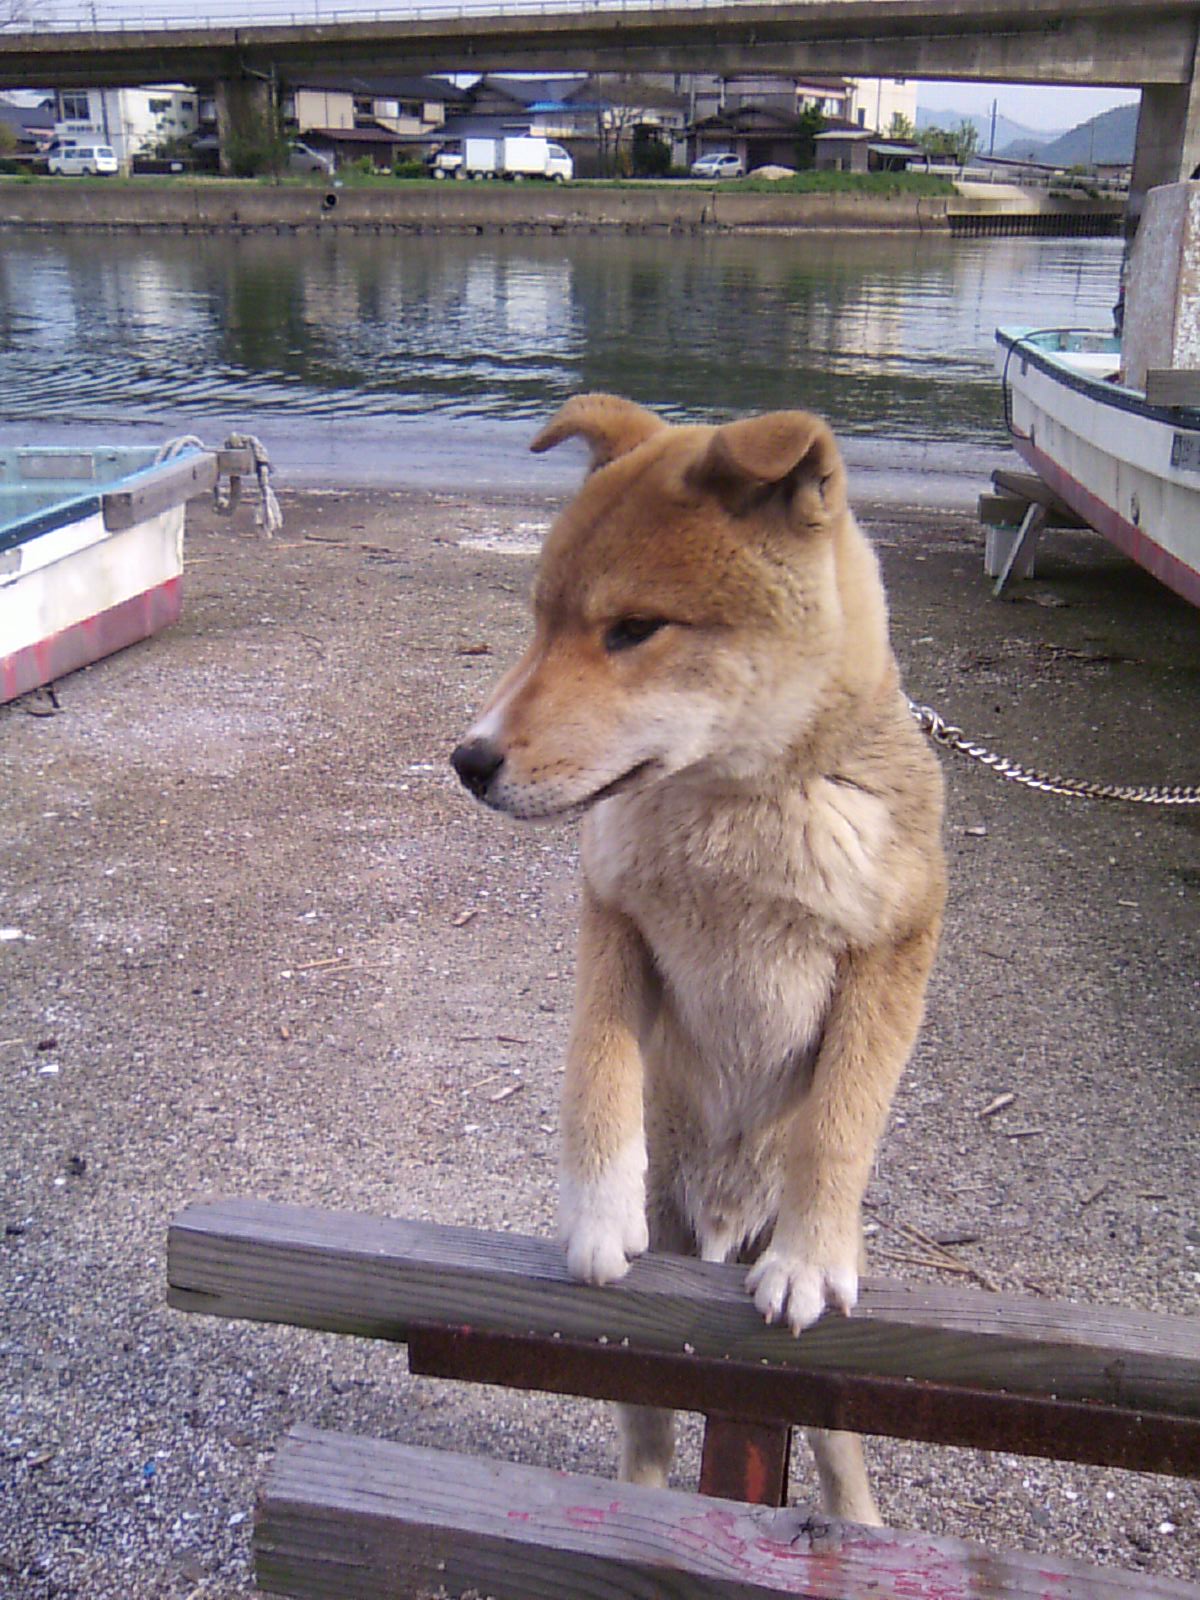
{"left": 1, "top": 576, "right": 182, "bottom": 705}
{"left": 1016, "top": 439, "right": 1200, "bottom": 609}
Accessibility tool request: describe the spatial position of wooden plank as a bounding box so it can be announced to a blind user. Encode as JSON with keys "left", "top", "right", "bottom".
{"left": 1145, "top": 368, "right": 1200, "bottom": 408}
{"left": 167, "top": 1200, "right": 1200, "bottom": 1477}
{"left": 990, "top": 468, "right": 1081, "bottom": 522}
{"left": 254, "top": 1426, "right": 1200, "bottom": 1600}
{"left": 215, "top": 446, "right": 255, "bottom": 476}
{"left": 102, "top": 451, "right": 218, "bottom": 531}
{"left": 978, "top": 492, "right": 1084, "bottom": 530}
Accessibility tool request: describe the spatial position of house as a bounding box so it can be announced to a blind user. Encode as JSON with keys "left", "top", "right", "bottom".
{"left": 651, "top": 71, "right": 915, "bottom": 171}
{"left": 0, "top": 93, "right": 55, "bottom": 159}
{"left": 813, "top": 126, "right": 874, "bottom": 173}
{"left": 690, "top": 104, "right": 820, "bottom": 172}
{"left": 847, "top": 77, "right": 918, "bottom": 136}
{"left": 283, "top": 74, "right": 465, "bottom": 168}
{"left": 51, "top": 85, "right": 199, "bottom": 170}
{"left": 455, "top": 75, "right": 688, "bottom": 175}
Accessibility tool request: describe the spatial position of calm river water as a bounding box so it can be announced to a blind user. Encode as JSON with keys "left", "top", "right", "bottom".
{"left": 0, "top": 228, "right": 1124, "bottom": 499}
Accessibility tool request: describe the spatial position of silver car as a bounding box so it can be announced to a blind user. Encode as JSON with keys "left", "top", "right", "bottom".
{"left": 289, "top": 140, "right": 336, "bottom": 176}
{"left": 690, "top": 152, "right": 745, "bottom": 179}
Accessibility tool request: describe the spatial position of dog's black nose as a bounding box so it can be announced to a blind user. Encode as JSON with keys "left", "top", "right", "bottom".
{"left": 451, "top": 738, "right": 504, "bottom": 799}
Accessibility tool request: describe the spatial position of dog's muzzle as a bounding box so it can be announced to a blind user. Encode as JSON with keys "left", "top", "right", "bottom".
{"left": 451, "top": 737, "right": 505, "bottom": 801}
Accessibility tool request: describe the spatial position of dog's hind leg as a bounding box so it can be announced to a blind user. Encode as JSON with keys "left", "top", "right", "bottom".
{"left": 615, "top": 1197, "right": 691, "bottom": 1488}
{"left": 806, "top": 1232, "right": 879, "bottom": 1525}
{"left": 806, "top": 1427, "right": 881, "bottom": 1525}
{"left": 617, "top": 1403, "right": 676, "bottom": 1487}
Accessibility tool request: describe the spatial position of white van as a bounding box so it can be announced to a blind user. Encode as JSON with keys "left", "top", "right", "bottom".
{"left": 48, "top": 146, "right": 119, "bottom": 177}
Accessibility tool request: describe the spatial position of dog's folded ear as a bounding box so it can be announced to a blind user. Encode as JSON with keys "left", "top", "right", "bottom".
{"left": 531, "top": 393, "right": 666, "bottom": 471}
{"left": 689, "top": 411, "right": 847, "bottom": 523}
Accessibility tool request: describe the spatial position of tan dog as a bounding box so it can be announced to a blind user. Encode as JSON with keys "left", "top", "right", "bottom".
{"left": 451, "top": 394, "right": 946, "bottom": 1523}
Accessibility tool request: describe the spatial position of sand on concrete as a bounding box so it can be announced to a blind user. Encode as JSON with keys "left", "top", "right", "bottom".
{"left": 1, "top": 482, "right": 1197, "bottom": 1597}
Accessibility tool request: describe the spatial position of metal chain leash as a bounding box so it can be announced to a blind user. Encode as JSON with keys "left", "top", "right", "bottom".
{"left": 908, "top": 701, "right": 1200, "bottom": 806}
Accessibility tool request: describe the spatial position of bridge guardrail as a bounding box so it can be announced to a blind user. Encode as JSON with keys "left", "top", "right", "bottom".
{"left": 16, "top": 0, "right": 818, "bottom": 31}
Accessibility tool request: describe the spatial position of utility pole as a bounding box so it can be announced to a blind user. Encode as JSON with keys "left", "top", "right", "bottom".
{"left": 989, "top": 97, "right": 997, "bottom": 156}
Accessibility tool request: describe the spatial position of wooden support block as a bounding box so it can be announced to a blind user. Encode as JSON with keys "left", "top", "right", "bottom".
{"left": 255, "top": 1426, "right": 1200, "bottom": 1599}
{"left": 167, "top": 1201, "right": 1200, "bottom": 1476}
{"left": 991, "top": 468, "right": 1083, "bottom": 525}
{"left": 984, "top": 518, "right": 1039, "bottom": 579}
{"left": 1145, "top": 369, "right": 1200, "bottom": 409}
{"left": 992, "top": 502, "right": 1046, "bottom": 596}
{"left": 102, "top": 451, "right": 218, "bottom": 531}
{"left": 978, "top": 493, "right": 1085, "bottom": 531}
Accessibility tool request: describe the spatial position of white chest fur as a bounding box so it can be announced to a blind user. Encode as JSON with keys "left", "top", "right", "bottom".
{"left": 584, "top": 773, "right": 891, "bottom": 1087}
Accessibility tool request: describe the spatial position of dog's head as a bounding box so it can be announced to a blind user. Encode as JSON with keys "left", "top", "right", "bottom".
{"left": 451, "top": 394, "right": 889, "bottom": 820}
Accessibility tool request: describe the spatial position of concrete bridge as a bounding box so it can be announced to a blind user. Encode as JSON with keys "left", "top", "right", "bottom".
{"left": 6, "top": 0, "right": 1199, "bottom": 207}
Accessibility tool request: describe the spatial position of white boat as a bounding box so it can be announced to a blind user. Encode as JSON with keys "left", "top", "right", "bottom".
{"left": 995, "top": 326, "right": 1200, "bottom": 608}
{"left": 0, "top": 442, "right": 256, "bottom": 705}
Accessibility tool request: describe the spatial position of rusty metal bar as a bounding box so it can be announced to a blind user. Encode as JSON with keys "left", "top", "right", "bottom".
{"left": 405, "top": 1324, "right": 1200, "bottom": 1479}
{"left": 699, "top": 1415, "right": 791, "bottom": 1505}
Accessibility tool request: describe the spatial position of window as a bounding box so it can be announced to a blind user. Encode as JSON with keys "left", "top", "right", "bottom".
{"left": 148, "top": 98, "right": 172, "bottom": 115}
{"left": 60, "top": 91, "right": 89, "bottom": 121}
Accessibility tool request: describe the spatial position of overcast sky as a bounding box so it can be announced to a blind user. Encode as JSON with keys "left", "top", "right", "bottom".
{"left": 915, "top": 82, "right": 1141, "bottom": 132}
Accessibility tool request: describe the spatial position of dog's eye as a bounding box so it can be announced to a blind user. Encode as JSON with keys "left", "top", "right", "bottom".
{"left": 604, "top": 617, "right": 667, "bottom": 653}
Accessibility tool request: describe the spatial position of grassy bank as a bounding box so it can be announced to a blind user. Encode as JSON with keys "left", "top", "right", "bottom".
{"left": 1, "top": 169, "right": 955, "bottom": 199}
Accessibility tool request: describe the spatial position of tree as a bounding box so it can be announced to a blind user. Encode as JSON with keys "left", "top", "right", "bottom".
{"left": 887, "top": 112, "right": 915, "bottom": 142}
{"left": 918, "top": 118, "right": 979, "bottom": 165}
{"left": 631, "top": 124, "right": 671, "bottom": 178}
{"left": 225, "top": 104, "right": 289, "bottom": 179}
{"left": 793, "top": 104, "right": 825, "bottom": 170}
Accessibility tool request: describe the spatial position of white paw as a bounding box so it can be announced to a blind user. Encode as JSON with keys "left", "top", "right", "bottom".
{"left": 745, "top": 1247, "right": 858, "bottom": 1335}
{"left": 559, "top": 1143, "right": 648, "bottom": 1285}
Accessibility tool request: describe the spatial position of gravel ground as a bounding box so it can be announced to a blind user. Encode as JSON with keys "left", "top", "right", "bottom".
{"left": 1, "top": 483, "right": 1198, "bottom": 1597}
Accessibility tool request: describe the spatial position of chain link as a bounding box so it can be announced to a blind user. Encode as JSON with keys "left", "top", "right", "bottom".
{"left": 908, "top": 701, "right": 1200, "bottom": 807}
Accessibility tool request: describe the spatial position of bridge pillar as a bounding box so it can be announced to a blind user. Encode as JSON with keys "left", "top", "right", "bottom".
{"left": 1129, "top": 24, "right": 1200, "bottom": 226}
{"left": 215, "top": 75, "right": 274, "bottom": 177}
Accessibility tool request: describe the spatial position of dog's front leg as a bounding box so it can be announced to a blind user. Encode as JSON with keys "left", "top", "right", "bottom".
{"left": 747, "top": 922, "right": 940, "bottom": 1333}
{"left": 559, "top": 885, "right": 652, "bottom": 1285}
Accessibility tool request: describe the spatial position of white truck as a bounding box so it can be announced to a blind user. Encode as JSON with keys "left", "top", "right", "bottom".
{"left": 431, "top": 136, "right": 573, "bottom": 183}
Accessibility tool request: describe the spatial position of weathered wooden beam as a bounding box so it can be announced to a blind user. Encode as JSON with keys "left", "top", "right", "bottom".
{"left": 991, "top": 467, "right": 1082, "bottom": 523}
{"left": 254, "top": 1426, "right": 1200, "bottom": 1600}
{"left": 168, "top": 1200, "right": 1200, "bottom": 1476}
{"left": 978, "top": 492, "right": 1085, "bottom": 530}
{"left": 102, "top": 451, "right": 219, "bottom": 531}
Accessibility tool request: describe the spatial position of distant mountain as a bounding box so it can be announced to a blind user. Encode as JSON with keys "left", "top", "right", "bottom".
{"left": 915, "top": 101, "right": 1140, "bottom": 168}
{"left": 914, "top": 104, "right": 1066, "bottom": 156}
{"left": 1020, "top": 102, "right": 1139, "bottom": 167}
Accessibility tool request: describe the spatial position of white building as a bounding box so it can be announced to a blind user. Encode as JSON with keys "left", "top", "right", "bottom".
{"left": 54, "top": 85, "right": 199, "bottom": 169}
{"left": 847, "top": 78, "right": 918, "bottom": 136}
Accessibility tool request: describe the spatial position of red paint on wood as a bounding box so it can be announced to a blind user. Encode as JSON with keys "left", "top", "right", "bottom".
{"left": 1, "top": 577, "right": 182, "bottom": 704}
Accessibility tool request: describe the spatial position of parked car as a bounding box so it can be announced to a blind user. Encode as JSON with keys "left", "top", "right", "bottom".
{"left": 48, "top": 145, "right": 118, "bottom": 177}
{"left": 289, "top": 140, "right": 336, "bottom": 176}
{"left": 690, "top": 152, "right": 744, "bottom": 180}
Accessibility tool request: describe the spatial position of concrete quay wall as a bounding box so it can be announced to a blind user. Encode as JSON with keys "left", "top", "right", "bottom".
{"left": 0, "top": 181, "right": 952, "bottom": 234}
